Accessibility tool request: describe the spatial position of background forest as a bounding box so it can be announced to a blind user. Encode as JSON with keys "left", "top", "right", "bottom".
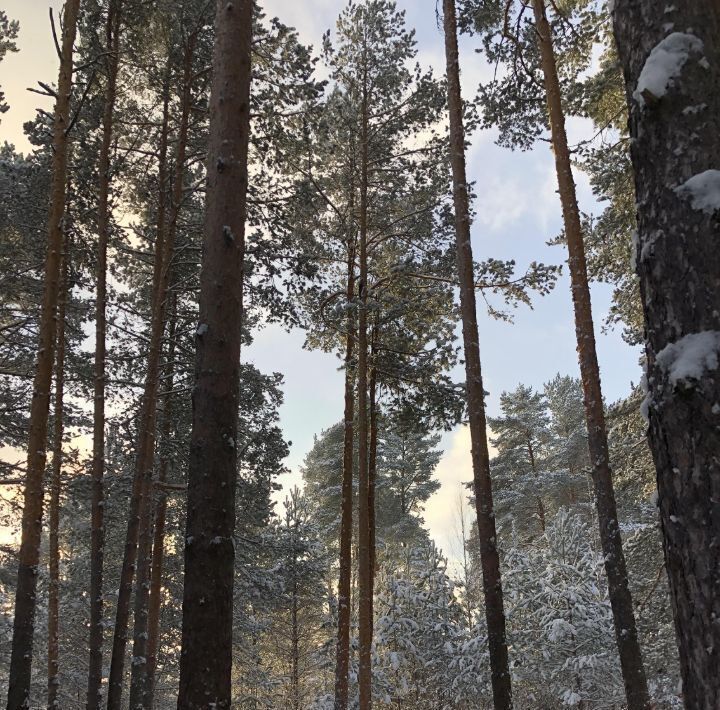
{"left": 0, "top": 0, "right": 694, "bottom": 708}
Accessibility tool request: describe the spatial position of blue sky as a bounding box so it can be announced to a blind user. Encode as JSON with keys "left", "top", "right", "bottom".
{"left": 1, "top": 0, "right": 642, "bottom": 564}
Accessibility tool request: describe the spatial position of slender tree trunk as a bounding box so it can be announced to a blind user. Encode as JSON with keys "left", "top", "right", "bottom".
{"left": 145, "top": 294, "right": 177, "bottom": 710}
{"left": 87, "top": 4, "right": 122, "bottom": 707}
{"left": 106, "top": 49, "right": 180, "bottom": 710}
{"left": 357, "top": 47, "right": 373, "bottom": 710}
{"left": 128, "top": 41, "right": 193, "bottom": 710}
{"left": 334, "top": 239, "right": 356, "bottom": 710}
{"left": 6, "top": 2, "right": 80, "bottom": 707}
{"left": 613, "top": 3, "right": 720, "bottom": 707}
{"left": 48, "top": 228, "right": 70, "bottom": 710}
{"left": 442, "top": 2, "right": 513, "bottom": 707}
{"left": 177, "top": 1, "right": 253, "bottom": 706}
{"left": 532, "top": 2, "right": 650, "bottom": 708}
{"left": 368, "top": 322, "right": 378, "bottom": 599}
{"left": 291, "top": 563, "right": 300, "bottom": 710}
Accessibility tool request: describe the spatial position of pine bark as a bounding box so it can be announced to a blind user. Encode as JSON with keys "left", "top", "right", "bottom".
{"left": 368, "top": 323, "right": 378, "bottom": 597}
{"left": 357, "top": 51, "right": 373, "bottom": 710}
{"left": 106, "top": 49, "right": 178, "bottom": 710}
{"left": 612, "top": 3, "right": 720, "bottom": 707}
{"left": 86, "top": 3, "right": 122, "bottom": 707}
{"left": 334, "top": 240, "right": 356, "bottom": 710}
{"left": 442, "top": 1, "right": 513, "bottom": 707}
{"left": 532, "top": 2, "right": 650, "bottom": 708}
{"left": 177, "top": 1, "right": 253, "bottom": 706}
{"left": 6, "top": 1, "right": 80, "bottom": 707}
{"left": 48, "top": 229, "right": 70, "bottom": 710}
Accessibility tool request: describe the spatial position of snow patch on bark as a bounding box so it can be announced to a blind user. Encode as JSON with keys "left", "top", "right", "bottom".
{"left": 656, "top": 331, "right": 720, "bottom": 386}
{"left": 633, "top": 33, "right": 704, "bottom": 106}
{"left": 674, "top": 170, "right": 720, "bottom": 214}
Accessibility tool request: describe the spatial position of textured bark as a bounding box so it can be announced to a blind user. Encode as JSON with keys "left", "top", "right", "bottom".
{"left": 6, "top": 2, "right": 80, "bottom": 707}
{"left": 48, "top": 230, "right": 70, "bottom": 710}
{"left": 612, "top": 3, "right": 720, "bottom": 707}
{"left": 87, "top": 4, "right": 122, "bottom": 707}
{"left": 532, "top": 2, "right": 650, "bottom": 708}
{"left": 357, "top": 53, "right": 373, "bottom": 710}
{"left": 442, "top": 2, "right": 513, "bottom": 707}
{"left": 334, "top": 242, "right": 355, "bottom": 710}
{"left": 368, "top": 323, "right": 378, "bottom": 598}
{"left": 145, "top": 295, "right": 177, "bottom": 710}
{"left": 106, "top": 50, "right": 179, "bottom": 710}
{"left": 177, "top": 1, "right": 253, "bottom": 707}
{"left": 128, "top": 42, "right": 193, "bottom": 710}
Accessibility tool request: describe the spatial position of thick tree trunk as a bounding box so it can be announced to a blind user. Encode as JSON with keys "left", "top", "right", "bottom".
{"left": 128, "top": 41, "right": 193, "bottom": 710}
{"left": 357, "top": 53, "right": 373, "bottom": 710}
{"left": 6, "top": 2, "right": 80, "bottom": 707}
{"left": 442, "top": 2, "right": 513, "bottom": 707}
{"left": 532, "top": 2, "right": 650, "bottom": 708}
{"left": 334, "top": 242, "right": 355, "bottom": 710}
{"left": 87, "top": 4, "right": 122, "bottom": 707}
{"left": 48, "top": 230, "right": 70, "bottom": 710}
{"left": 177, "top": 1, "right": 253, "bottom": 707}
{"left": 612, "top": 3, "right": 720, "bottom": 707}
{"left": 106, "top": 51, "right": 179, "bottom": 710}
{"left": 145, "top": 295, "right": 177, "bottom": 710}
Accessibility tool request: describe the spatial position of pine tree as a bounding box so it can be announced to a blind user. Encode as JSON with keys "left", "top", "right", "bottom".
{"left": 612, "top": 3, "right": 720, "bottom": 706}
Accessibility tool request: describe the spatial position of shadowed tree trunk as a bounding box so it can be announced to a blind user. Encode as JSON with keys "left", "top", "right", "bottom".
{"left": 145, "top": 293, "right": 177, "bottom": 710}
{"left": 48, "top": 227, "right": 70, "bottom": 710}
{"left": 368, "top": 320, "right": 378, "bottom": 601}
{"left": 334, "top": 237, "right": 356, "bottom": 710}
{"left": 442, "top": 1, "right": 513, "bottom": 707}
{"left": 87, "top": 2, "right": 122, "bottom": 706}
{"left": 613, "top": 3, "right": 720, "bottom": 707}
{"left": 177, "top": 0, "right": 253, "bottom": 706}
{"left": 105, "top": 50, "right": 176, "bottom": 710}
{"left": 531, "top": 2, "right": 651, "bottom": 708}
{"left": 6, "top": 1, "right": 81, "bottom": 707}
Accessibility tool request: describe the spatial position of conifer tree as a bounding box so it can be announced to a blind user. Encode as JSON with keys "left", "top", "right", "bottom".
{"left": 613, "top": 3, "right": 720, "bottom": 706}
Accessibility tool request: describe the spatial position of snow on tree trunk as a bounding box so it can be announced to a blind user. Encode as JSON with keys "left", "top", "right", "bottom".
{"left": 613, "top": 3, "right": 720, "bottom": 707}
{"left": 442, "top": 1, "right": 513, "bottom": 707}
{"left": 177, "top": 0, "right": 253, "bottom": 706}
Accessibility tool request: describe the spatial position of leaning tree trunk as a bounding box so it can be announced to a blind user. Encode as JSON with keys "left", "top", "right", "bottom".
{"left": 48, "top": 227, "right": 70, "bottom": 710}
{"left": 177, "top": 1, "right": 253, "bottom": 707}
{"left": 612, "top": 3, "right": 720, "bottom": 707}
{"left": 442, "top": 1, "right": 513, "bottom": 707}
{"left": 128, "top": 39, "right": 193, "bottom": 710}
{"left": 357, "top": 49, "right": 373, "bottom": 710}
{"left": 87, "top": 3, "right": 122, "bottom": 707}
{"left": 6, "top": 2, "right": 81, "bottom": 707}
{"left": 334, "top": 239, "right": 356, "bottom": 710}
{"left": 532, "top": 2, "right": 651, "bottom": 708}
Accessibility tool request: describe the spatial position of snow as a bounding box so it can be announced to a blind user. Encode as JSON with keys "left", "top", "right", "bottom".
{"left": 633, "top": 33, "right": 704, "bottom": 106}
{"left": 196, "top": 323, "right": 208, "bottom": 336}
{"left": 656, "top": 331, "right": 720, "bottom": 386}
{"left": 674, "top": 170, "right": 720, "bottom": 214}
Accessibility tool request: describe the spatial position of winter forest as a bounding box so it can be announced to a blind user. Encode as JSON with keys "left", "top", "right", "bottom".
{"left": 0, "top": 0, "right": 718, "bottom": 708}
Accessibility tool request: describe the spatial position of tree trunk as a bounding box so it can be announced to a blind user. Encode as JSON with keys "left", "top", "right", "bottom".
{"left": 87, "top": 3, "right": 122, "bottom": 707}
{"left": 145, "top": 294, "right": 177, "bottom": 710}
{"left": 442, "top": 2, "right": 513, "bottom": 707}
{"left": 105, "top": 49, "right": 177, "bottom": 710}
{"left": 177, "top": 1, "right": 253, "bottom": 706}
{"left": 357, "top": 47, "right": 373, "bottom": 710}
{"left": 532, "top": 2, "right": 650, "bottom": 708}
{"left": 612, "top": 3, "right": 720, "bottom": 707}
{"left": 48, "top": 228, "right": 70, "bottom": 710}
{"left": 368, "top": 321, "right": 378, "bottom": 598}
{"left": 334, "top": 239, "right": 356, "bottom": 710}
{"left": 128, "top": 40, "right": 193, "bottom": 710}
{"left": 6, "top": 1, "right": 80, "bottom": 707}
